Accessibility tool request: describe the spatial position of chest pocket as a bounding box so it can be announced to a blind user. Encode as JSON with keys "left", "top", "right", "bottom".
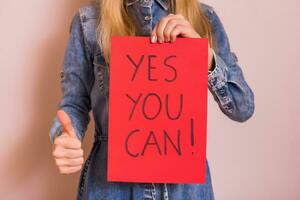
{"left": 93, "top": 52, "right": 109, "bottom": 94}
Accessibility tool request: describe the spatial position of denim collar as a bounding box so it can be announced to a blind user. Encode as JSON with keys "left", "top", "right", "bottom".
{"left": 125, "top": 0, "right": 168, "bottom": 10}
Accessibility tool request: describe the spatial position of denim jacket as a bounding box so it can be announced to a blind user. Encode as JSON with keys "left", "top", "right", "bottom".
{"left": 49, "top": 0, "right": 255, "bottom": 199}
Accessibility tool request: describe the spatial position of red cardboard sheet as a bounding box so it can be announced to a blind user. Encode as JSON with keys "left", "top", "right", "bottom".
{"left": 108, "top": 36, "right": 208, "bottom": 184}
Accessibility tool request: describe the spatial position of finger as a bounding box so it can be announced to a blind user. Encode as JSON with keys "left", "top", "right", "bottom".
{"left": 170, "top": 25, "right": 192, "bottom": 42}
{"left": 53, "top": 146, "right": 84, "bottom": 159}
{"left": 150, "top": 14, "right": 185, "bottom": 43}
{"left": 57, "top": 110, "right": 76, "bottom": 138}
{"left": 150, "top": 23, "right": 158, "bottom": 43}
{"left": 164, "top": 18, "right": 190, "bottom": 42}
{"left": 54, "top": 136, "right": 82, "bottom": 149}
{"left": 151, "top": 14, "right": 174, "bottom": 43}
{"left": 156, "top": 14, "right": 183, "bottom": 43}
{"left": 59, "top": 165, "right": 82, "bottom": 174}
{"left": 55, "top": 157, "right": 84, "bottom": 167}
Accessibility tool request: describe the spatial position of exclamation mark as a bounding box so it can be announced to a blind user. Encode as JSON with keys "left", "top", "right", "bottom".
{"left": 190, "top": 118, "right": 194, "bottom": 155}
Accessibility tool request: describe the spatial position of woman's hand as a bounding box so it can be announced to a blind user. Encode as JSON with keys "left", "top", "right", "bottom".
{"left": 150, "top": 14, "right": 214, "bottom": 70}
{"left": 52, "top": 110, "right": 84, "bottom": 175}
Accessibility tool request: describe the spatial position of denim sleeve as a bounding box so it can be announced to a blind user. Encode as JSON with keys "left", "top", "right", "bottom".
{"left": 49, "top": 11, "right": 94, "bottom": 143}
{"left": 207, "top": 8, "right": 255, "bottom": 122}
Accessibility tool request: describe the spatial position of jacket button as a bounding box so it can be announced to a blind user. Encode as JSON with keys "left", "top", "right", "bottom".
{"left": 82, "top": 15, "right": 87, "bottom": 23}
{"left": 144, "top": 15, "right": 152, "bottom": 21}
{"left": 60, "top": 70, "right": 65, "bottom": 79}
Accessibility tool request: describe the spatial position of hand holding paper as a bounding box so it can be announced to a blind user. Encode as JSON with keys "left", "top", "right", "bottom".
{"left": 150, "top": 13, "right": 214, "bottom": 70}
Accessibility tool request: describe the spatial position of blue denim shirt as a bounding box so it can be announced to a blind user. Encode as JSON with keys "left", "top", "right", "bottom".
{"left": 49, "top": 0, "right": 255, "bottom": 199}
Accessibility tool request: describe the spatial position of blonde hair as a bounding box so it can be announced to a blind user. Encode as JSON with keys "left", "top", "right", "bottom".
{"left": 96, "top": 0, "right": 214, "bottom": 64}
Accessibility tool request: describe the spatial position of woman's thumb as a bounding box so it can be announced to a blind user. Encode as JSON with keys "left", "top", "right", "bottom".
{"left": 57, "top": 110, "right": 77, "bottom": 138}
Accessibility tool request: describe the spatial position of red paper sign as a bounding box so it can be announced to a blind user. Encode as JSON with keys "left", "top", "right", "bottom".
{"left": 108, "top": 36, "right": 208, "bottom": 184}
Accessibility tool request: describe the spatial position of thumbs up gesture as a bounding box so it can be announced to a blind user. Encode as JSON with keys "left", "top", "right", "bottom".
{"left": 52, "top": 110, "right": 84, "bottom": 174}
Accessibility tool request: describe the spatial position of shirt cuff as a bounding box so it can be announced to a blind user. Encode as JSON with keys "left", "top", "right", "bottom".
{"left": 208, "top": 52, "right": 228, "bottom": 91}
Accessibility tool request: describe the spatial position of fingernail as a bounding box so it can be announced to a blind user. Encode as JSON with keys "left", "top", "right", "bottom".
{"left": 150, "top": 35, "right": 157, "bottom": 43}
{"left": 158, "top": 37, "right": 163, "bottom": 43}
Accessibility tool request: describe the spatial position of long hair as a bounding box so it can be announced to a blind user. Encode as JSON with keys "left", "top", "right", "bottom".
{"left": 96, "top": 0, "right": 214, "bottom": 64}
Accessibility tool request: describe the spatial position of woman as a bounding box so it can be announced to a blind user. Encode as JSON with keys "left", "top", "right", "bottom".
{"left": 49, "top": 0, "right": 255, "bottom": 199}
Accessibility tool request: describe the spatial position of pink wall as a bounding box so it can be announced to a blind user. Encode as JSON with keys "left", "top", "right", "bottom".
{"left": 0, "top": 0, "right": 299, "bottom": 199}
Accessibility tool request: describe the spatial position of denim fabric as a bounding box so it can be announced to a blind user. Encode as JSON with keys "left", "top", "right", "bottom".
{"left": 49, "top": 0, "right": 255, "bottom": 199}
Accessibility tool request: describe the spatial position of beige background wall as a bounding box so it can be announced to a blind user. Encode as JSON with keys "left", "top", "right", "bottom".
{"left": 0, "top": 0, "right": 299, "bottom": 199}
